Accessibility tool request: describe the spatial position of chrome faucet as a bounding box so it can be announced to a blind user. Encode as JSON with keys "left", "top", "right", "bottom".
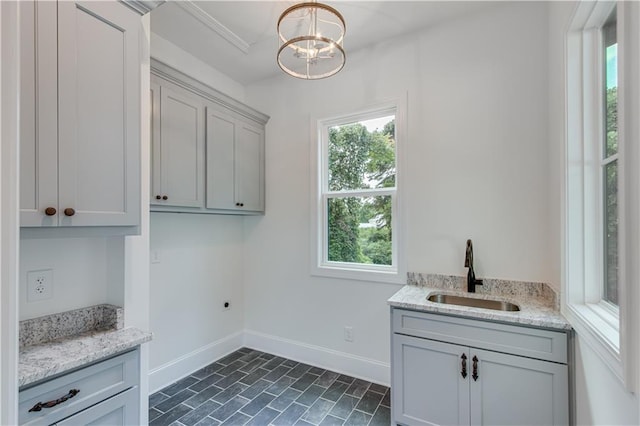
{"left": 465, "top": 239, "right": 483, "bottom": 293}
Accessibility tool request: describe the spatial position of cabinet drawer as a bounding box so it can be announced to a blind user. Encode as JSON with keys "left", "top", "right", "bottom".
{"left": 392, "top": 308, "right": 568, "bottom": 363}
{"left": 19, "top": 350, "right": 138, "bottom": 425}
{"left": 55, "top": 386, "right": 139, "bottom": 425}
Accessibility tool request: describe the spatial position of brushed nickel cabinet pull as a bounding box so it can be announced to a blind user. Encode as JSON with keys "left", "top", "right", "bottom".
{"left": 29, "top": 389, "right": 80, "bottom": 412}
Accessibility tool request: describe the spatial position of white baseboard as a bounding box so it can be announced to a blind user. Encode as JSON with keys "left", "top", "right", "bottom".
{"left": 148, "top": 331, "right": 243, "bottom": 393}
{"left": 243, "top": 329, "right": 390, "bottom": 386}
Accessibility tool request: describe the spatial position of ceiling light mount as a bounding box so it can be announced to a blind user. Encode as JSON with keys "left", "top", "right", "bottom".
{"left": 277, "top": 1, "right": 346, "bottom": 80}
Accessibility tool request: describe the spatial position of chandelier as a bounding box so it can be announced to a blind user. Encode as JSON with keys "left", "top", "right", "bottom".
{"left": 277, "top": 1, "right": 346, "bottom": 80}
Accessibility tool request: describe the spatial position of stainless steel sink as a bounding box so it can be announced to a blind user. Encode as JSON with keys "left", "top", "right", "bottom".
{"left": 427, "top": 293, "right": 520, "bottom": 312}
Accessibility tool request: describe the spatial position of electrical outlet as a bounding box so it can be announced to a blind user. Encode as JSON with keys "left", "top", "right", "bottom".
{"left": 223, "top": 300, "right": 231, "bottom": 311}
{"left": 344, "top": 326, "right": 354, "bottom": 342}
{"left": 27, "top": 269, "right": 53, "bottom": 302}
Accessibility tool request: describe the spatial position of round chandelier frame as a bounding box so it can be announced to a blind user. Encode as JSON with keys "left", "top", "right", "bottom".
{"left": 277, "top": 2, "right": 346, "bottom": 80}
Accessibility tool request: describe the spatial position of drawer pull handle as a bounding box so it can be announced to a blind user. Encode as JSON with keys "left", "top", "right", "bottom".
{"left": 472, "top": 356, "right": 479, "bottom": 381}
{"left": 29, "top": 389, "right": 80, "bottom": 412}
{"left": 461, "top": 353, "right": 467, "bottom": 379}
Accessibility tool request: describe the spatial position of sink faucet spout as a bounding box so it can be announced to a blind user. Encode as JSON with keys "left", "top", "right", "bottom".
{"left": 465, "top": 239, "right": 483, "bottom": 293}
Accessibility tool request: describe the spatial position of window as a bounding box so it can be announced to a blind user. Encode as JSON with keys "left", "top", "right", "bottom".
{"left": 565, "top": 1, "right": 638, "bottom": 391}
{"left": 312, "top": 102, "right": 404, "bottom": 283}
{"left": 602, "top": 10, "right": 618, "bottom": 306}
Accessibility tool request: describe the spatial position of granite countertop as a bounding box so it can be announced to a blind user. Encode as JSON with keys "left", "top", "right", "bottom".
{"left": 19, "top": 305, "right": 152, "bottom": 388}
{"left": 388, "top": 273, "right": 571, "bottom": 331}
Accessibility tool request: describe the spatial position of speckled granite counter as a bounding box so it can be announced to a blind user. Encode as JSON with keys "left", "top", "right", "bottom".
{"left": 388, "top": 273, "right": 571, "bottom": 330}
{"left": 19, "top": 306, "right": 152, "bottom": 388}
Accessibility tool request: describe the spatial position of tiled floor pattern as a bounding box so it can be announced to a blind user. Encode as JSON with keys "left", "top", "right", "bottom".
{"left": 149, "top": 348, "right": 391, "bottom": 426}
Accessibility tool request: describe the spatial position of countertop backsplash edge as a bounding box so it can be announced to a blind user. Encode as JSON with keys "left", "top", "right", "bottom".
{"left": 19, "top": 304, "right": 124, "bottom": 348}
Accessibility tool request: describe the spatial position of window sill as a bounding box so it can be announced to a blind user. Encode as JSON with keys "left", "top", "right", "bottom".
{"left": 564, "top": 302, "right": 623, "bottom": 382}
{"left": 311, "top": 262, "right": 405, "bottom": 285}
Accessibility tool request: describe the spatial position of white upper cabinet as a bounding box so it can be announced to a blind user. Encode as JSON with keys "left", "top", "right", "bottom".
{"left": 151, "top": 79, "right": 205, "bottom": 208}
{"left": 150, "top": 59, "right": 269, "bottom": 216}
{"left": 20, "top": 1, "right": 141, "bottom": 228}
{"left": 206, "top": 108, "right": 265, "bottom": 213}
{"left": 234, "top": 121, "right": 265, "bottom": 212}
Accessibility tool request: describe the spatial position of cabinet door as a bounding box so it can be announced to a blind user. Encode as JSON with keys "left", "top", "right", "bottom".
{"left": 55, "top": 386, "right": 139, "bottom": 425}
{"left": 206, "top": 108, "right": 236, "bottom": 210}
{"left": 150, "top": 82, "right": 161, "bottom": 205}
{"left": 57, "top": 1, "right": 140, "bottom": 226}
{"left": 19, "top": 0, "right": 58, "bottom": 227}
{"left": 469, "top": 348, "right": 569, "bottom": 426}
{"left": 235, "top": 121, "right": 265, "bottom": 212}
{"left": 393, "top": 334, "right": 470, "bottom": 426}
{"left": 153, "top": 83, "right": 205, "bottom": 208}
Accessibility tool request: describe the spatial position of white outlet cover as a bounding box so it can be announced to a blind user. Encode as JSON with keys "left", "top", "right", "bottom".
{"left": 344, "top": 326, "right": 354, "bottom": 342}
{"left": 27, "top": 269, "right": 54, "bottom": 302}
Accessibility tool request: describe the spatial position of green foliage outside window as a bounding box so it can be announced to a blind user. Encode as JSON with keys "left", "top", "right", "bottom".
{"left": 327, "top": 118, "right": 396, "bottom": 266}
{"left": 604, "top": 85, "right": 618, "bottom": 305}
{"left": 604, "top": 27, "right": 618, "bottom": 305}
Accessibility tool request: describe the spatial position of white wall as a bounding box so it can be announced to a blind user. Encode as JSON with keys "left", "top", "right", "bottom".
{"left": 547, "top": 2, "right": 640, "bottom": 424}
{"left": 150, "top": 32, "right": 245, "bottom": 103}
{"left": 146, "top": 30, "right": 252, "bottom": 391}
{"left": 148, "top": 213, "right": 245, "bottom": 392}
{"left": 574, "top": 336, "right": 639, "bottom": 425}
{"left": 243, "top": 2, "right": 552, "bottom": 384}
{"left": 19, "top": 236, "right": 124, "bottom": 320}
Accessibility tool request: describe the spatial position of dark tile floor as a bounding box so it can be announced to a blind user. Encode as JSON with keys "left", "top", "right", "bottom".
{"left": 149, "top": 348, "right": 391, "bottom": 426}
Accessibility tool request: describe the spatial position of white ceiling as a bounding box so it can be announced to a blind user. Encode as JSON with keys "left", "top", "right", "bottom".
{"left": 151, "top": 1, "right": 497, "bottom": 85}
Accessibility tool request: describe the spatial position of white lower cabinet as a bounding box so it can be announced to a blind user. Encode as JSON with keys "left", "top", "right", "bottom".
{"left": 393, "top": 335, "right": 469, "bottom": 426}
{"left": 19, "top": 350, "right": 140, "bottom": 426}
{"left": 391, "top": 309, "right": 570, "bottom": 426}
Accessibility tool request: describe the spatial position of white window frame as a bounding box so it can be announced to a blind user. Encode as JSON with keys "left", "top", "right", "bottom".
{"left": 310, "top": 99, "right": 406, "bottom": 284}
{"left": 564, "top": 0, "right": 639, "bottom": 391}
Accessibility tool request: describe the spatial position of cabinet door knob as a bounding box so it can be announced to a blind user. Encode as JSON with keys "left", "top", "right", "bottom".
{"left": 44, "top": 207, "right": 57, "bottom": 216}
{"left": 235, "top": 202, "right": 244, "bottom": 207}
{"left": 156, "top": 195, "right": 161, "bottom": 200}
{"left": 162, "top": 195, "right": 168, "bottom": 200}
{"left": 64, "top": 208, "right": 76, "bottom": 217}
